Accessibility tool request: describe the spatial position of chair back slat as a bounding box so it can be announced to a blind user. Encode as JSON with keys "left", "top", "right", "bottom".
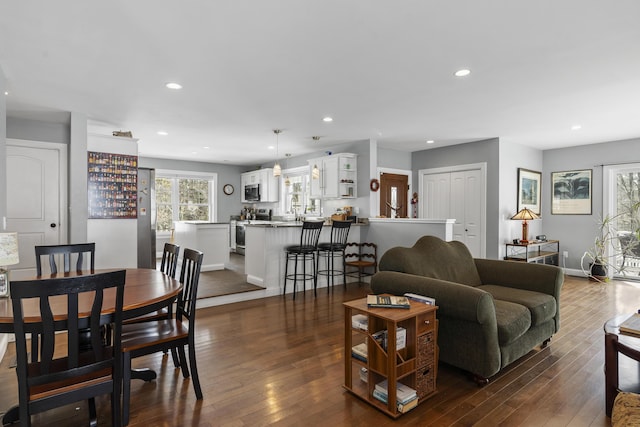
{"left": 299, "top": 221, "right": 324, "bottom": 249}
{"left": 178, "top": 248, "right": 204, "bottom": 322}
{"left": 330, "top": 220, "right": 351, "bottom": 247}
{"left": 35, "top": 243, "right": 96, "bottom": 275}
{"left": 160, "top": 243, "right": 180, "bottom": 278}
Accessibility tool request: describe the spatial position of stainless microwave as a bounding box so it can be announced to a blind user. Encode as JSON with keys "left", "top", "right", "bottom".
{"left": 244, "top": 184, "right": 260, "bottom": 201}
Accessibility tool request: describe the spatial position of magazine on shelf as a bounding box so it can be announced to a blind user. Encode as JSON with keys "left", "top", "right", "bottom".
{"left": 619, "top": 313, "right": 640, "bottom": 337}
{"left": 351, "top": 343, "right": 368, "bottom": 362}
{"left": 367, "top": 294, "right": 410, "bottom": 309}
{"left": 374, "top": 380, "right": 417, "bottom": 404}
{"left": 351, "top": 314, "right": 368, "bottom": 331}
{"left": 373, "top": 389, "right": 419, "bottom": 413}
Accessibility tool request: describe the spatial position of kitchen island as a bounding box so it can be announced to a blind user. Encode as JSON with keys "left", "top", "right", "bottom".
{"left": 244, "top": 221, "right": 364, "bottom": 295}
{"left": 174, "top": 221, "right": 230, "bottom": 271}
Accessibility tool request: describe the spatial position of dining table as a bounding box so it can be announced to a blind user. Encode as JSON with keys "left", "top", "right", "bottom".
{"left": 0, "top": 267, "right": 183, "bottom": 425}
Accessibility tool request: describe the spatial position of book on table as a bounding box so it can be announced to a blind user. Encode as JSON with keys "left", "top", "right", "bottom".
{"left": 367, "top": 294, "right": 410, "bottom": 309}
{"left": 404, "top": 292, "right": 436, "bottom": 305}
{"left": 619, "top": 313, "right": 640, "bottom": 337}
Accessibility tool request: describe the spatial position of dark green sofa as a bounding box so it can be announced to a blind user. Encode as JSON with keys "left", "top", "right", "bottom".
{"left": 370, "top": 236, "right": 564, "bottom": 384}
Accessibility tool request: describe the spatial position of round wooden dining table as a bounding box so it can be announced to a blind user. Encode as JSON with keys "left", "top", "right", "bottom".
{"left": 0, "top": 268, "right": 182, "bottom": 425}
{"left": 0, "top": 268, "right": 182, "bottom": 330}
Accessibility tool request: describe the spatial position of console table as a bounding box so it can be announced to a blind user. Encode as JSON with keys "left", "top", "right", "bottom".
{"left": 504, "top": 240, "right": 560, "bottom": 265}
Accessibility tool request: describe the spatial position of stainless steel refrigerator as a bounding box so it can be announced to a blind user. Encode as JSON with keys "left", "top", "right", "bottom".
{"left": 137, "top": 168, "right": 157, "bottom": 268}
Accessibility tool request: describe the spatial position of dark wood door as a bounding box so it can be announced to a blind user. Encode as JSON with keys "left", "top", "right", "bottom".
{"left": 379, "top": 173, "right": 408, "bottom": 218}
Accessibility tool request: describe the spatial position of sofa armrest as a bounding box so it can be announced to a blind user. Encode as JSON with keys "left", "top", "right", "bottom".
{"left": 474, "top": 258, "right": 564, "bottom": 300}
{"left": 371, "top": 271, "right": 497, "bottom": 325}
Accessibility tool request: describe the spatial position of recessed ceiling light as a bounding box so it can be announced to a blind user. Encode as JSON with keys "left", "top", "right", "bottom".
{"left": 165, "top": 82, "right": 182, "bottom": 90}
{"left": 268, "top": 145, "right": 275, "bottom": 150}
{"left": 323, "top": 116, "right": 333, "bottom": 122}
{"left": 426, "top": 140, "right": 435, "bottom": 144}
{"left": 4, "top": 91, "right": 8, "bottom": 96}
{"left": 571, "top": 125, "right": 582, "bottom": 130}
{"left": 454, "top": 69, "right": 471, "bottom": 77}
{"left": 157, "top": 131, "right": 168, "bottom": 136}
{"left": 191, "top": 151, "right": 197, "bottom": 154}
{"left": 203, "top": 146, "right": 210, "bottom": 149}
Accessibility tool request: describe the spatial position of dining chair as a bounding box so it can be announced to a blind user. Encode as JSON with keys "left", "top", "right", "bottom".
{"left": 35, "top": 242, "right": 96, "bottom": 276}
{"left": 10, "top": 270, "right": 126, "bottom": 427}
{"left": 32, "top": 242, "right": 97, "bottom": 362}
{"left": 121, "top": 248, "right": 204, "bottom": 425}
{"left": 316, "top": 220, "right": 351, "bottom": 292}
{"left": 344, "top": 242, "right": 378, "bottom": 284}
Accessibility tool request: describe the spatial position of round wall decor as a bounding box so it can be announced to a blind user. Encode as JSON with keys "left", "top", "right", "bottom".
{"left": 369, "top": 178, "right": 380, "bottom": 192}
{"left": 223, "top": 184, "right": 234, "bottom": 195}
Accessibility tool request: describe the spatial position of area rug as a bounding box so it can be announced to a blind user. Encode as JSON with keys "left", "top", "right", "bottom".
{"left": 197, "top": 269, "right": 264, "bottom": 299}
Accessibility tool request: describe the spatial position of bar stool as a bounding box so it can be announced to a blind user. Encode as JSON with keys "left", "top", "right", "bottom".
{"left": 317, "top": 220, "right": 352, "bottom": 292}
{"left": 284, "top": 221, "right": 324, "bottom": 299}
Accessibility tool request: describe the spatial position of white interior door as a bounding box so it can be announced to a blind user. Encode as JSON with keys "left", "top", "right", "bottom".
{"left": 6, "top": 140, "right": 66, "bottom": 276}
{"left": 420, "top": 164, "right": 486, "bottom": 258}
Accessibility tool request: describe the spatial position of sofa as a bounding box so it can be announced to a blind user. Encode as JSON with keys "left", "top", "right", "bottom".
{"left": 370, "top": 235, "right": 564, "bottom": 384}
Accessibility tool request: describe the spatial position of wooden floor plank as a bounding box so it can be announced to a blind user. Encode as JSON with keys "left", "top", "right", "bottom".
{"left": 0, "top": 275, "right": 638, "bottom": 426}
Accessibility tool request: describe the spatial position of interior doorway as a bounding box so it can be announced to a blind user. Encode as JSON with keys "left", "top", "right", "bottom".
{"left": 5, "top": 139, "right": 67, "bottom": 277}
{"left": 379, "top": 172, "right": 408, "bottom": 218}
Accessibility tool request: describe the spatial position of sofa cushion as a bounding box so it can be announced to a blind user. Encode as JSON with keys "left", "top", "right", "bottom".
{"left": 379, "top": 236, "right": 482, "bottom": 286}
{"left": 494, "top": 300, "right": 531, "bottom": 345}
{"left": 478, "top": 285, "right": 557, "bottom": 327}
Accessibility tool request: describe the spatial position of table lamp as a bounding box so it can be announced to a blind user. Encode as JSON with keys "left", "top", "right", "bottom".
{"left": 0, "top": 233, "right": 20, "bottom": 298}
{"left": 511, "top": 208, "right": 539, "bottom": 244}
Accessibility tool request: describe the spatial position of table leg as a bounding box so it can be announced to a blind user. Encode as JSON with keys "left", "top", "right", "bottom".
{"left": 605, "top": 332, "right": 619, "bottom": 417}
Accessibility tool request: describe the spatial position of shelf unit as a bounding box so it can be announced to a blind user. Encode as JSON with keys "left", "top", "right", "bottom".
{"left": 504, "top": 240, "right": 560, "bottom": 265}
{"left": 308, "top": 153, "right": 357, "bottom": 199}
{"left": 343, "top": 297, "right": 438, "bottom": 418}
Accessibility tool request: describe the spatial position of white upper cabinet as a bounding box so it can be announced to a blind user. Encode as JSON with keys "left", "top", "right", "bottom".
{"left": 241, "top": 168, "right": 279, "bottom": 203}
{"left": 308, "top": 153, "right": 357, "bottom": 199}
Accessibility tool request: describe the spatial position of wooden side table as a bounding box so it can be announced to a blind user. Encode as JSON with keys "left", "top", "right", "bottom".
{"left": 343, "top": 297, "right": 438, "bottom": 418}
{"left": 604, "top": 314, "right": 640, "bottom": 417}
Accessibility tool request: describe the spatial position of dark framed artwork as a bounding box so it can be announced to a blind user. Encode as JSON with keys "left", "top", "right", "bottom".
{"left": 517, "top": 168, "right": 542, "bottom": 215}
{"left": 551, "top": 169, "right": 592, "bottom": 215}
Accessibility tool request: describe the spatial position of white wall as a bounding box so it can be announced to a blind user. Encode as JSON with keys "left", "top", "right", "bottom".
{"left": 543, "top": 137, "right": 640, "bottom": 272}
{"left": 498, "top": 142, "right": 544, "bottom": 259}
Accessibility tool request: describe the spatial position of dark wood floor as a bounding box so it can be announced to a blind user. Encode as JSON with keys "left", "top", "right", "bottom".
{"left": 1, "top": 275, "right": 639, "bottom": 426}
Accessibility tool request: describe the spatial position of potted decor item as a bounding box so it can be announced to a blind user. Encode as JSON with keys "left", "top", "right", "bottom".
{"left": 582, "top": 201, "right": 640, "bottom": 282}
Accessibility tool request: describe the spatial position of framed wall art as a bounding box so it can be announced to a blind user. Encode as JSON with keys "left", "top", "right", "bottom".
{"left": 517, "top": 168, "right": 542, "bottom": 215}
{"left": 551, "top": 169, "right": 592, "bottom": 215}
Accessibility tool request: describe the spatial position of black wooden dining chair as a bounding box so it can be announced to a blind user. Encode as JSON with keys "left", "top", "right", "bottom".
{"left": 10, "top": 270, "right": 126, "bottom": 427}
{"left": 121, "top": 248, "right": 204, "bottom": 425}
{"left": 32, "top": 243, "right": 97, "bottom": 362}
{"left": 283, "top": 221, "right": 324, "bottom": 299}
{"left": 35, "top": 242, "right": 95, "bottom": 276}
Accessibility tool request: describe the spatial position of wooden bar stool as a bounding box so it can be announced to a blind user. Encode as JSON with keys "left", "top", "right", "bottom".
{"left": 283, "top": 221, "right": 324, "bottom": 299}
{"left": 317, "top": 220, "right": 351, "bottom": 292}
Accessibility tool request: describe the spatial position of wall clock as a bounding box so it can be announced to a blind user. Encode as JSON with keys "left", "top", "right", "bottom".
{"left": 223, "top": 184, "right": 234, "bottom": 195}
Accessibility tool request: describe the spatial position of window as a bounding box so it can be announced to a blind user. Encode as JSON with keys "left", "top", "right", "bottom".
{"left": 281, "top": 167, "right": 320, "bottom": 216}
{"left": 156, "top": 172, "right": 214, "bottom": 232}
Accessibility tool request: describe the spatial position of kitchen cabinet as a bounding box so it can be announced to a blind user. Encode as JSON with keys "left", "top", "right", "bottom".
{"left": 241, "top": 168, "right": 279, "bottom": 203}
{"left": 308, "top": 153, "right": 357, "bottom": 199}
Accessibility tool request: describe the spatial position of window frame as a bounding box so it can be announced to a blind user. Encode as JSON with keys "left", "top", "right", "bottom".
{"left": 155, "top": 169, "right": 217, "bottom": 236}
{"left": 280, "top": 166, "right": 321, "bottom": 216}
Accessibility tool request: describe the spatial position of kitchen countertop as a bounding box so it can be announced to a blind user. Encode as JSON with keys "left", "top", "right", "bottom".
{"left": 244, "top": 221, "right": 367, "bottom": 228}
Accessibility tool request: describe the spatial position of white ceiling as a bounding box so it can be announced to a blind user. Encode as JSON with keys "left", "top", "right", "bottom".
{"left": 2, "top": 1, "right": 640, "bottom": 165}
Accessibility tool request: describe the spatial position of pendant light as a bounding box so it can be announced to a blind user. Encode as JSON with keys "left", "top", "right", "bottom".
{"left": 284, "top": 154, "right": 292, "bottom": 187}
{"left": 273, "top": 129, "right": 282, "bottom": 177}
{"left": 312, "top": 136, "right": 320, "bottom": 180}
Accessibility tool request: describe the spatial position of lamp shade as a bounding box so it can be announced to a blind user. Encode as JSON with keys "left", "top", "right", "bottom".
{"left": 511, "top": 208, "right": 539, "bottom": 221}
{"left": 0, "top": 233, "right": 19, "bottom": 266}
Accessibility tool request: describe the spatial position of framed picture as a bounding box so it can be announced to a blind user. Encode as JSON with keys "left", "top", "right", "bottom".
{"left": 517, "top": 168, "right": 542, "bottom": 215}
{"left": 551, "top": 169, "right": 592, "bottom": 215}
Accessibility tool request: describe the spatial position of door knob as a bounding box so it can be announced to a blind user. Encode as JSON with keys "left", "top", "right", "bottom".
{"left": 50, "top": 223, "right": 57, "bottom": 228}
